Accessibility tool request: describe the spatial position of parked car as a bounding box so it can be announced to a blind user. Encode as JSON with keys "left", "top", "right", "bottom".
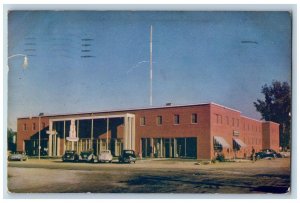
{"left": 118, "top": 150, "right": 136, "bottom": 163}
{"left": 79, "top": 150, "right": 96, "bottom": 163}
{"left": 255, "top": 149, "right": 281, "bottom": 160}
{"left": 8, "top": 151, "right": 28, "bottom": 161}
{"left": 279, "top": 151, "right": 290, "bottom": 158}
{"left": 62, "top": 150, "right": 79, "bottom": 162}
{"left": 98, "top": 150, "right": 113, "bottom": 163}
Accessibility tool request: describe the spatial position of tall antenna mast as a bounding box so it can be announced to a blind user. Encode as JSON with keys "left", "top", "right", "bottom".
{"left": 150, "top": 25, "right": 153, "bottom": 106}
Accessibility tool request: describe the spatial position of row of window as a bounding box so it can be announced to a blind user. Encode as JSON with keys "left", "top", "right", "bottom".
{"left": 23, "top": 122, "right": 46, "bottom": 131}
{"left": 215, "top": 114, "right": 240, "bottom": 127}
{"left": 140, "top": 113, "right": 198, "bottom": 126}
{"left": 215, "top": 114, "right": 262, "bottom": 132}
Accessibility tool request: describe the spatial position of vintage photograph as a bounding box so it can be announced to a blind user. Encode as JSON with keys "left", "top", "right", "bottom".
{"left": 6, "top": 10, "right": 291, "bottom": 194}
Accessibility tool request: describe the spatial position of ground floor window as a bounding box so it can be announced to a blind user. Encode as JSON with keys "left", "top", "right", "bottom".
{"left": 141, "top": 137, "right": 197, "bottom": 159}
{"left": 65, "top": 138, "right": 123, "bottom": 156}
{"left": 24, "top": 139, "right": 48, "bottom": 156}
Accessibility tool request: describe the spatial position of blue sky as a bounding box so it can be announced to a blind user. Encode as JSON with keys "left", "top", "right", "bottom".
{"left": 7, "top": 11, "right": 291, "bottom": 130}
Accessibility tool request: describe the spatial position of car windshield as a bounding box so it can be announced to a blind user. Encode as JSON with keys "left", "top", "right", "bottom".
{"left": 81, "top": 151, "right": 92, "bottom": 155}
{"left": 65, "top": 151, "right": 75, "bottom": 155}
{"left": 124, "top": 150, "right": 134, "bottom": 155}
{"left": 12, "top": 151, "right": 24, "bottom": 154}
{"left": 101, "top": 150, "right": 110, "bottom": 154}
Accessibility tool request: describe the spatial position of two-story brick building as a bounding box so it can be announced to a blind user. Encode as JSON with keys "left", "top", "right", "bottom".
{"left": 16, "top": 102, "right": 279, "bottom": 160}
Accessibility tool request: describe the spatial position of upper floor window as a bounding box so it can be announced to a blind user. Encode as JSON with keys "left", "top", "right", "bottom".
{"left": 23, "top": 123, "right": 27, "bottom": 131}
{"left": 215, "top": 114, "right": 222, "bottom": 124}
{"left": 157, "top": 116, "right": 162, "bottom": 125}
{"left": 32, "top": 123, "right": 36, "bottom": 130}
{"left": 140, "top": 117, "right": 146, "bottom": 126}
{"left": 174, "top": 114, "right": 180, "bottom": 125}
{"left": 42, "top": 122, "right": 46, "bottom": 129}
{"left": 191, "top": 113, "right": 198, "bottom": 124}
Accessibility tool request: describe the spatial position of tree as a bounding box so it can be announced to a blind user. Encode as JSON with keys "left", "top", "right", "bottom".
{"left": 254, "top": 81, "right": 291, "bottom": 150}
{"left": 7, "top": 128, "right": 17, "bottom": 152}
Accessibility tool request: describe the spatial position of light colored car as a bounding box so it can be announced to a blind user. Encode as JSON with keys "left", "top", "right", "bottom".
{"left": 8, "top": 151, "right": 28, "bottom": 161}
{"left": 98, "top": 150, "right": 113, "bottom": 163}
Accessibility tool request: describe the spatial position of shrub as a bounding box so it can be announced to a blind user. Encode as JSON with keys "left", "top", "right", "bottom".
{"left": 216, "top": 154, "right": 225, "bottom": 162}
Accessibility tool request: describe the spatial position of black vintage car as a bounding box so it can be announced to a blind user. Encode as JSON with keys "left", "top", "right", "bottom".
{"left": 62, "top": 150, "right": 79, "bottom": 162}
{"left": 255, "top": 149, "right": 281, "bottom": 160}
{"left": 118, "top": 150, "right": 136, "bottom": 163}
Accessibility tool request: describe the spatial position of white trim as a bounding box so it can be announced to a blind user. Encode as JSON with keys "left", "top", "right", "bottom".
{"left": 241, "top": 115, "right": 263, "bottom": 123}
{"left": 210, "top": 102, "right": 241, "bottom": 113}
{"left": 49, "top": 113, "right": 135, "bottom": 122}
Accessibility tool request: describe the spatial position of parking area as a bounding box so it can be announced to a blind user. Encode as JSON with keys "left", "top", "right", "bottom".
{"left": 7, "top": 158, "right": 291, "bottom": 194}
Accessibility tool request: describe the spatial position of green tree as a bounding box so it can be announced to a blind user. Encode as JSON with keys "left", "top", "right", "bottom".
{"left": 7, "top": 128, "right": 17, "bottom": 152}
{"left": 254, "top": 81, "right": 291, "bottom": 150}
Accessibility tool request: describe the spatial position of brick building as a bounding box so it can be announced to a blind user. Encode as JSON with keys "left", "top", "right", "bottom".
{"left": 16, "top": 102, "right": 279, "bottom": 160}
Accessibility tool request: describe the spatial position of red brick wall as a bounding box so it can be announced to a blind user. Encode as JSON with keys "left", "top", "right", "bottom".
{"left": 210, "top": 104, "right": 242, "bottom": 159}
{"left": 17, "top": 117, "right": 49, "bottom": 152}
{"left": 262, "top": 122, "right": 280, "bottom": 151}
{"left": 210, "top": 104, "right": 265, "bottom": 159}
{"left": 241, "top": 117, "right": 263, "bottom": 156}
{"left": 133, "top": 105, "right": 211, "bottom": 159}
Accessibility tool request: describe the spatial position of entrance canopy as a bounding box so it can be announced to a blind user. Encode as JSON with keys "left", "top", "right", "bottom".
{"left": 214, "top": 136, "right": 230, "bottom": 148}
{"left": 47, "top": 113, "right": 135, "bottom": 156}
{"left": 233, "top": 138, "right": 246, "bottom": 148}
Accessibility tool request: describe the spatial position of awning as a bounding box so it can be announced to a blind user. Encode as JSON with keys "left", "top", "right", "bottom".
{"left": 214, "top": 136, "right": 230, "bottom": 148}
{"left": 233, "top": 138, "right": 246, "bottom": 148}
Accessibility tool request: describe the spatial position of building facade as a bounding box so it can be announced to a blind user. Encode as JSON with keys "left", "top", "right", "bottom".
{"left": 16, "top": 103, "right": 279, "bottom": 160}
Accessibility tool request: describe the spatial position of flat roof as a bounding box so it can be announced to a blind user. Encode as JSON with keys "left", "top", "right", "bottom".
{"left": 240, "top": 115, "right": 263, "bottom": 123}
{"left": 17, "top": 102, "right": 259, "bottom": 121}
{"left": 18, "top": 102, "right": 211, "bottom": 119}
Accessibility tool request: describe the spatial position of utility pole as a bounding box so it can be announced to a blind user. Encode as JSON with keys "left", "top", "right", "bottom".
{"left": 150, "top": 25, "right": 153, "bottom": 106}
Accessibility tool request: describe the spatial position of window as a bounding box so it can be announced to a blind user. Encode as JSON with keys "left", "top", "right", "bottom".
{"left": 191, "top": 113, "right": 198, "bottom": 124}
{"left": 157, "top": 116, "right": 162, "bottom": 125}
{"left": 32, "top": 123, "right": 36, "bottom": 130}
{"left": 226, "top": 116, "right": 229, "bottom": 125}
{"left": 23, "top": 123, "right": 27, "bottom": 131}
{"left": 237, "top": 119, "right": 239, "bottom": 127}
{"left": 174, "top": 114, "right": 180, "bottom": 124}
{"left": 232, "top": 118, "right": 235, "bottom": 126}
{"left": 140, "top": 117, "right": 146, "bottom": 126}
{"left": 216, "top": 114, "right": 222, "bottom": 124}
{"left": 42, "top": 122, "right": 45, "bottom": 129}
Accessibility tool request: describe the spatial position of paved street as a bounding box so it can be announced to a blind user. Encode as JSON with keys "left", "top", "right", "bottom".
{"left": 7, "top": 158, "right": 290, "bottom": 194}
